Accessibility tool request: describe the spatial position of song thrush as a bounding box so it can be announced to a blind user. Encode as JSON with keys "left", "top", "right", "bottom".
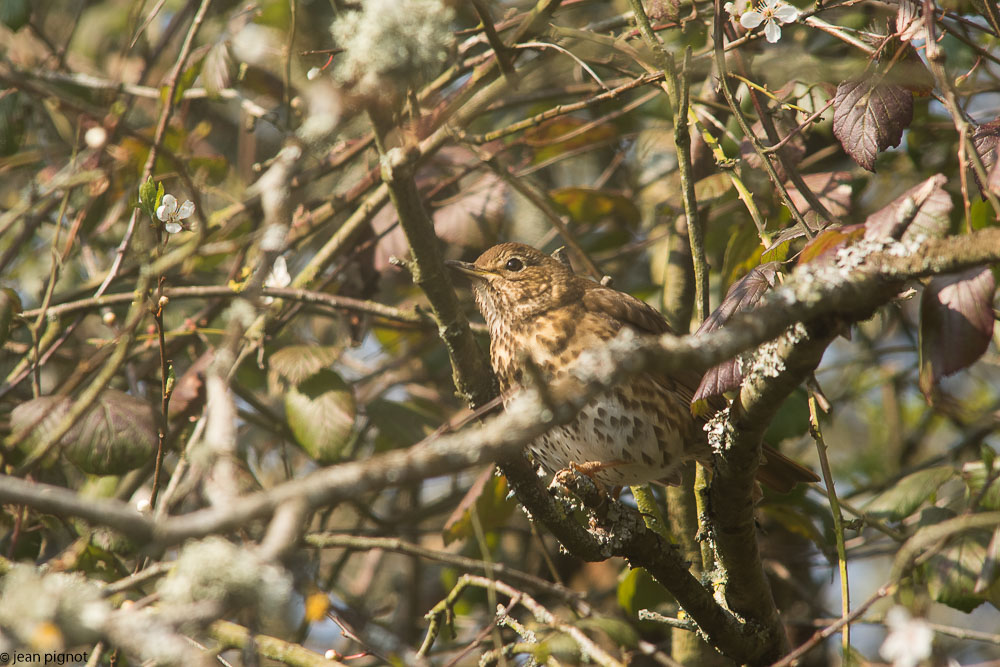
{"left": 448, "top": 242, "right": 817, "bottom": 492}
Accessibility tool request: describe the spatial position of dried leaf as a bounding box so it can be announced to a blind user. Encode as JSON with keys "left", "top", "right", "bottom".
{"left": 833, "top": 77, "right": 913, "bottom": 172}
{"left": 919, "top": 267, "right": 996, "bottom": 398}
{"left": 863, "top": 174, "right": 951, "bottom": 242}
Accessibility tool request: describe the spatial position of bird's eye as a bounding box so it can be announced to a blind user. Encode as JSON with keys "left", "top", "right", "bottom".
{"left": 505, "top": 257, "right": 524, "bottom": 272}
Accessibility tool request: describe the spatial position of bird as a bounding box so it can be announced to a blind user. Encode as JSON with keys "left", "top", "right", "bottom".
{"left": 447, "top": 242, "right": 818, "bottom": 492}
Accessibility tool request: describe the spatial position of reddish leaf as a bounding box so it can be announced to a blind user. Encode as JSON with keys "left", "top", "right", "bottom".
{"left": 169, "top": 350, "right": 214, "bottom": 421}
{"left": 693, "top": 263, "right": 780, "bottom": 402}
{"left": 863, "top": 174, "right": 951, "bottom": 241}
{"left": 741, "top": 114, "right": 806, "bottom": 182}
{"left": 919, "top": 267, "right": 997, "bottom": 398}
{"left": 374, "top": 171, "right": 506, "bottom": 271}
{"left": 833, "top": 78, "right": 913, "bottom": 172}
{"left": 797, "top": 224, "right": 865, "bottom": 266}
{"left": 785, "top": 171, "right": 854, "bottom": 219}
{"left": 972, "top": 119, "right": 1000, "bottom": 173}
{"left": 972, "top": 119, "right": 1000, "bottom": 196}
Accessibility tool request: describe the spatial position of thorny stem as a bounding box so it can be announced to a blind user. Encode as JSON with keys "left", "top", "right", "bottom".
{"left": 808, "top": 394, "right": 851, "bottom": 659}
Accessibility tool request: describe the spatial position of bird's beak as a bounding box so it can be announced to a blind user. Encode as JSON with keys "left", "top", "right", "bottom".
{"left": 445, "top": 259, "right": 489, "bottom": 281}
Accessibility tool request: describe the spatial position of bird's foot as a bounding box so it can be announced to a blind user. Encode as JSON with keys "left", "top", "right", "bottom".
{"left": 553, "top": 460, "right": 626, "bottom": 498}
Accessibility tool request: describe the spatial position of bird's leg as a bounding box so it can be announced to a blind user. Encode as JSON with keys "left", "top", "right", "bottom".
{"left": 553, "top": 460, "right": 627, "bottom": 497}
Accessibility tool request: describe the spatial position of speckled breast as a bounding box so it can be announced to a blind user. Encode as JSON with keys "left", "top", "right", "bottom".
{"left": 494, "top": 310, "right": 704, "bottom": 488}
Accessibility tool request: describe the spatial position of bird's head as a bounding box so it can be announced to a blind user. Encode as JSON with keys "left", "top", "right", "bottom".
{"left": 447, "top": 243, "right": 579, "bottom": 330}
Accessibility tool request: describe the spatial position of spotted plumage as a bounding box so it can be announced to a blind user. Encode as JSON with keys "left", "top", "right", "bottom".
{"left": 448, "top": 242, "right": 817, "bottom": 491}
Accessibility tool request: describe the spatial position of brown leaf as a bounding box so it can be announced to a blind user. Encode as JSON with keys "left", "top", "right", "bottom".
{"left": 833, "top": 77, "right": 913, "bottom": 172}
{"left": 919, "top": 267, "right": 997, "bottom": 399}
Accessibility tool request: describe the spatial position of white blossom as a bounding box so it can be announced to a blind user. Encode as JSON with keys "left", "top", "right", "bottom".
{"left": 156, "top": 194, "right": 194, "bottom": 234}
{"left": 263, "top": 255, "right": 291, "bottom": 304}
{"left": 879, "top": 606, "right": 934, "bottom": 667}
{"left": 740, "top": 0, "right": 799, "bottom": 43}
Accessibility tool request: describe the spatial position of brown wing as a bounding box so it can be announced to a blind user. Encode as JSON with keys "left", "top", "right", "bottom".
{"left": 582, "top": 285, "right": 673, "bottom": 336}
{"left": 582, "top": 285, "right": 706, "bottom": 402}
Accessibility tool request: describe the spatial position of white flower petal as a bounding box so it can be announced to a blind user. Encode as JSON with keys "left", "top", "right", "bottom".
{"left": 177, "top": 200, "right": 195, "bottom": 219}
{"left": 764, "top": 20, "right": 782, "bottom": 42}
{"left": 266, "top": 256, "right": 291, "bottom": 289}
{"left": 165, "top": 222, "right": 183, "bottom": 234}
{"left": 160, "top": 194, "right": 177, "bottom": 212}
{"left": 724, "top": 1, "right": 736, "bottom": 15}
{"left": 774, "top": 4, "right": 799, "bottom": 22}
{"left": 740, "top": 11, "right": 764, "bottom": 28}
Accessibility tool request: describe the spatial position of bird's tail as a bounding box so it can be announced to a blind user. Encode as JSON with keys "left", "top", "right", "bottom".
{"left": 756, "top": 445, "right": 820, "bottom": 493}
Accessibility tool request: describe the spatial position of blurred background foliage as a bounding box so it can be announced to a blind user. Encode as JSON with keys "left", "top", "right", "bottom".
{"left": 0, "top": 0, "right": 998, "bottom": 664}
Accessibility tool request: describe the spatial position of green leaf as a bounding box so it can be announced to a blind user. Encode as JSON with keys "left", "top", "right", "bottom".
{"left": 13, "top": 390, "right": 159, "bottom": 475}
{"left": 578, "top": 616, "right": 639, "bottom": 648}
{"left": 962, "top": 457, "right": 1000, "bottom": 511}
{"left": 366, "top": 398, "right": 440, "bottom": 450}
{"left": 617, "top": 567, "right": 673, "bottom": 627}
{"left": 442, "top": 471, "right": 516, "bottom": 545}
{"left": 269, "top": 345, "right": 342, "bottom": 385}
{"left": 10, "top": 395, "right": 72, "bottom": 467}
{"left": 0, "top": 91, "right": 27, "bottom": 157}
{"left": 764, "top": 389, "right": 810, "bottom": 444}
{"left": 285, "top": 369, "right": 355, "bottom": 463}
{"left": 864, "top": 466, "right": 957, "bottom": 521}
{"left": 0, "top": 287, "right": 22, "bottom": 347}
{"left": 923, "top": 531, "right": 994, "bottom": 613}
{"left": 63, "top": 390, "right": 159, "bottom": 475}
{"left": 549, "top": 187, "right": 640, "bottom": 226}
{"left": 0, "top": 0, "right": 30, "bottom": 32}
{"left": 138, "top": 176, "right": 157, "bottom": 219}
{"left": 720, "top": 220, "right": 762, "bottom": 289}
